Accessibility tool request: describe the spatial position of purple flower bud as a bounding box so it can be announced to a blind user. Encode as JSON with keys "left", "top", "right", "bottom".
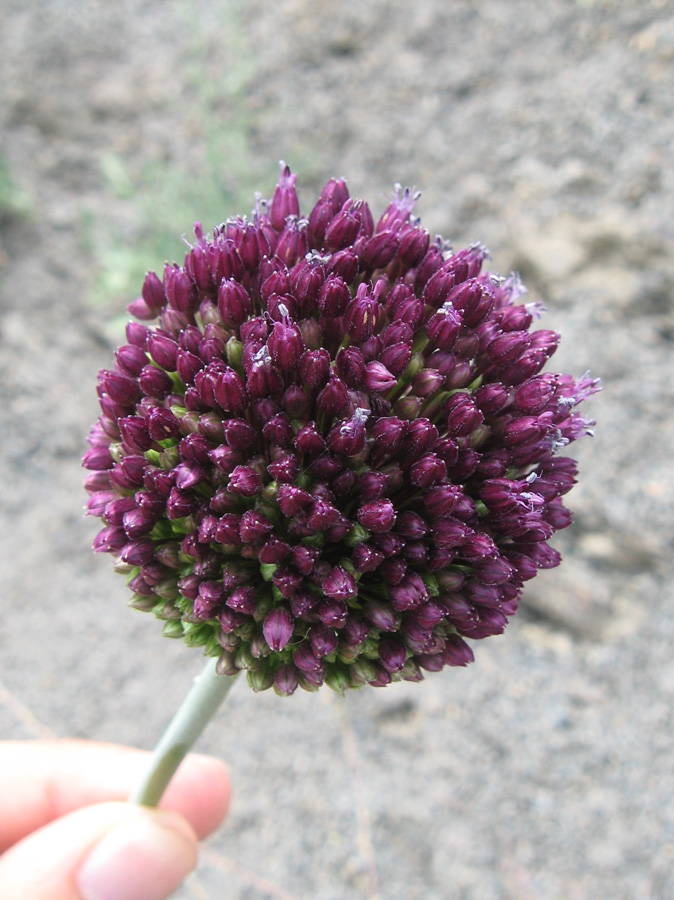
{"left": 227, "top": 465, "right": 262, "bottom": 497}
{"left": 253, "top": 536, "right": 289, "bottom": 567}
{"left": 432, "top": 516, "right": 470, "bottom": 549}
{"left": 207, "top": 445, "right": 240, "bottom": 476}
{"left": 399, "top": 419, "right": 438, "bottom": 460}
{"left": 364, "top": 361, "right": 397, "bottom": 394}
{"left": 412, "top": 368, "right": 445, "bottom": 398}
{"left": 176, "top": 350, "right": 203, "bottom": 386}
{"left": 194, "top": 581, "right": 225, "bottom": 619}
{"left": 335, "top": 346, "right": 366, "bottom": 389}
{"left": 124, "top": 322, "right": 148, "bottom": 348}
{"left": 368, "top": 664, "right": 393, "bottom": 688}
{"left": 86, "top": 490, "right": 118, "bottom": 517}
{"left": 422, "top": 264, "right": 457, "bottom": 308}
{"left": 361, "top": 229, "right": 401, "bottom": 269}
{"left": 380, "top": 556, "right": 407, "bottom": 584}
{"left": 345, "top": 283, "right": 380, "bottom": 342}
{"left": 395, "top": 511, "right": 429, "bottom": 539}
{"left": 317, "top": 373, "right": 351, "bottom": 417}
{"left": 138, "top": 365, "right": 172, "bottom": 398}
{"left": 115, "top": 344, "right": 148, "bottom": 378}
{"left": 274, "top": 663, "right": 300, "bottom": 696}
{"left": 543, "top": 497, "right": 573, "bottom": 530}
{"left": 445, "top": 393, "right": 484, "bottom": 437}
{"left": 146, "top": 333, "right": 178, "bottom": 371}
{"left": 410, "top": 453, "right": 447, "bottom": 489}
{"left": 308, "top": 178, "right": 349, "bottom": 237}
{"left": 198, "top": 332, "right": 229, "bottom": 362}
{"left": 473, "top": 555, "right": 515, "bottom": 585}
{"left": 298, "top": 348, "right": 330, "bottom": 393}
{"left": 93, "top": 525, "right": 128, "bottom": 553}
{"left": 82, "top": 447, "right": 114, "bottom": 471}
{"left": 322, "top": 565, "right": 357, "bottom": 600}
{"left": 309, "top": 623, "right": 339, "bottom": 657}
{"left": 103, "top": 496, "right": 137, "bottom": 526}
{"left": 358, "top": 499, "right": 396, "bottom": 533}
{"left": 378, "top": 341, "right": 412, "bottom": 378}
{"left": 398, "top": 223, "right": 430, "bottom": 267}
{"left": 163, "top": 264, "right": 197, "bottom": 313}
{"left": 128, "top": 296, "right": 156, "bottom": 320}
{"left": 221, "top": 418, "right": 255, "bottom": 451}
{"left": 173, "top": 462, "right": 206, "bottom": 491}
{"left": 400, "top": 618, "right": 434, "bottom": 653}
{"left": 357, "top": 470, "right": 386, "bottom": 501}
{"left": 270, "top": 162, "right": 300, "bottom": 231}
{"left": 217, "top": 278, "right": 252, "bottom": 329}
{"left": 211, "top": 513, "right": 240, "bottom": 546}
{"left": 417, "top": 652, "right": 444, "bottom": 672}
{"left": 379, "top": 635, "right": 407, "bottom": 673}
{"left": 443, "top": 634, "right": 475, "bottom": 667}
{"left": 261, "top": 413, "right": 293, "bottom": 449}
{"left": 305, "top": 498, "right": 342, "bottom": 531}
{"left": 352, "top": 543, "right": 385, "bottom": 573}
{"left": 278, "top": 385, "right": 307, "bottom": 419}
{"left": 246, "top": 354, "right": 285, "bottom": 400}
{"left": 239, "top": 510, "right": 273, "bottom": 543}
{"left": 487, "top": 331, "right": 531, "bottom": 367}
{"left": 512, "top": 374, "right": 558, "bottom": 415}
{"left": 370, "top": 532, "right": 405, "bottom": 559}
{"left": 315, "top": 274, "right": 350, "bottom": 318}
{"left": 218, "top": 607, "right": 246, "bottom": 635}
{"left": 363, "top": 599, "right": 398, "bottom": 632}
{"left": 504, "top": 551, "right": 538, "bottom": 582}
{"left": 212, "top": 368, "right": 247, "bottom": 415}
{"left": 294, "top": 422, "right": 326, "bottom": 455}
{"left": 122, "top": 507, "right": 156, "bottom": 539}
{"left": 474, "top": 383, "right": 510, "bottom": 416}
{"left": 138, "top": 270, "right": 166, "bottom": 314}
{"left": 267, "top": 564, "right": 299, "bottom": 597}
{"left": 119, "top": 540, "right": 155, "bottom": 567}
{"left": 275, "top": 216, "right": 309, "bottom": 267}
{"left": 262, "top": 607, "right": 295, "bottom": 652}
{"left": 388, "top": 573, "right": 429, "bottom": 611}
{"left": 325, "top": 207, "right": 361, "bottom": 251}
{"left": 98, "top": 370, "right": 141, "bottom": 407}
{"left": 371, "top": 417, "right": 407, "bottom": 456}
{"left": 114, "top": 454, "right": 147, "bottom": 489}
{"left": 500, "top": 415, "right": 548, "bottom": 447}
{"left": 316, "top": 597, "right": 348, "bottom": 628}
{"left": 176, "top": 433, "right": 209, "bottom": 465}
{"left": 271, "top": 485, "right": 309, "bottom": 519}
{"left": 328, "top": 408, "right": 369, "bottom": 456}
{"left": 426, "top": 303, "right": 462, "bottom": 351}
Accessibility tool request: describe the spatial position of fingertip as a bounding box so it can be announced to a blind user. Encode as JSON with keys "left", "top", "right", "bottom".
{"left": 77, "top": 808, "right": 198, "bottom": 900}
{"left": 160, "top": 754, "right": 232, "bottom": 840}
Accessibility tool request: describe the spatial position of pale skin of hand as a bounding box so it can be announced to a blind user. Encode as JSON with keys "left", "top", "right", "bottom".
{"left": 0, "top": 740, "right": 231, "bottom": 900}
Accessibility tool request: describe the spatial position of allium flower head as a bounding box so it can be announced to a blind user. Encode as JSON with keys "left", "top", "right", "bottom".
{"left": 85, "top": 163, "right": 599, "bottom": 696}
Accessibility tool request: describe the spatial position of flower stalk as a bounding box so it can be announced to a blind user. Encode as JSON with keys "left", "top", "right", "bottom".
{"left": 131, "top": 659, "right": 239, "bottom": 807}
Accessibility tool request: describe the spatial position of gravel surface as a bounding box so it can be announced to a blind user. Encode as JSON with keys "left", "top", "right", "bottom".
{"left": 1, "top": 1, "right": 673, "bottom": 898}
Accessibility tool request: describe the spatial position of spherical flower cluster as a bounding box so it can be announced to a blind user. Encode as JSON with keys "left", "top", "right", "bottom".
{"left": 84, "top": 163, "right": 598, "bottom": 696}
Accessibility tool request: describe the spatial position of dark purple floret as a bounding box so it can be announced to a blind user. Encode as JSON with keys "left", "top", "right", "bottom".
{"left": 85, "top": 163, "right": 598, "bottom": 696}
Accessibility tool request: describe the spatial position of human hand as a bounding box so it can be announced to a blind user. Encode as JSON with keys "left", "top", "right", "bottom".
{"left": 0, "top": 739, "right": 231, "bottom": 900}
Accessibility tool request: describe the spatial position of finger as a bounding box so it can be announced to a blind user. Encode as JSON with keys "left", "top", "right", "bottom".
{"left": 0, "top": 801, "right": 197, "bottom": 900}
{"left": 0, "top": 740, "right": 230, "bottom": 851}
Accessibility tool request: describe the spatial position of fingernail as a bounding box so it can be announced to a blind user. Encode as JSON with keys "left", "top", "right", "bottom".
{"left": 77, "top": 810, "right": 198, "bottom": 900}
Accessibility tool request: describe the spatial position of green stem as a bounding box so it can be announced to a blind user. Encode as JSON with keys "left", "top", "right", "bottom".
{"left": 130, "top": 657, "right": 239, "bottom": 807}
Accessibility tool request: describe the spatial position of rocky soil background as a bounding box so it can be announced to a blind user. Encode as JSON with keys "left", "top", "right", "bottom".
{"left": 1, "top": 1, "right": 673, "bottom": 898}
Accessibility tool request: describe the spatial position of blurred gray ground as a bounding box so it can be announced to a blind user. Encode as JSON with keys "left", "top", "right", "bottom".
{"left": 1, "top": 1, "right": 673, "bottom": 898}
